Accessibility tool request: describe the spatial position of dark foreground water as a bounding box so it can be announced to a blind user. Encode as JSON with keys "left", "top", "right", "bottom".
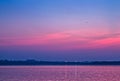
{"left": 0, "top": 66, "right": 120, "bottom": 81}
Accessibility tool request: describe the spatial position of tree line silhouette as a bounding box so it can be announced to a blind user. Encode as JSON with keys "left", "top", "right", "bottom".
{"left": 0, "top": 59, "right": 120, "bottom": 65}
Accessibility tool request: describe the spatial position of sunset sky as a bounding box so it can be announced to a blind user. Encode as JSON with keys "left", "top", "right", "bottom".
{"left": 0, "top": 0, "right": 120, "bottom": 61}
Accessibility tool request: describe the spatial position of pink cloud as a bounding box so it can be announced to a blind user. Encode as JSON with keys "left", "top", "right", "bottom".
{"left": 0, "top": 28, "right": 120, "bottom": 51}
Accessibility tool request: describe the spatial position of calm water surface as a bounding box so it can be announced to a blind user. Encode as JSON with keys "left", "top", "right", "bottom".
{"left": 0, "top": 66, "right": 120, "bottom": 81}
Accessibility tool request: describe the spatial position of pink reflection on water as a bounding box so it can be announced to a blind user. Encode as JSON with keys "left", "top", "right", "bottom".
{"left": 0, "top": 66, "right": 120, "bottom": 81}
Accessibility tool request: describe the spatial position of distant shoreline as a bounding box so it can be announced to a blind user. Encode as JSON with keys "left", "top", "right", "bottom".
{"left": 0, "top": 60, "right": 120, "bottom": 66}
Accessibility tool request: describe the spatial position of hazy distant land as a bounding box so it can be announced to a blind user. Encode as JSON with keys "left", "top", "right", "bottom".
{"left": 0, "top": 59, "right": 120, "bottom": 65}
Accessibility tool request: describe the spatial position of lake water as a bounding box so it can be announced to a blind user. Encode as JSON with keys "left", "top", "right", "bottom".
{"left": 0, "top": 66, "right": 120, "bottom": 81}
